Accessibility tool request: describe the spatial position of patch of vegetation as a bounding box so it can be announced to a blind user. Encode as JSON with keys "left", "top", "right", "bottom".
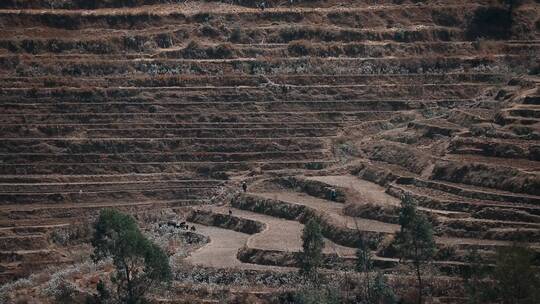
{"left": 90, "top": 209, "right": 172, "bottom": 304}
{"left": 299, "top": 218, "right": 324, "bottom": 282}
{"left": 355, "top": 238, "right": 396, "bottom": 303}
{"left": 182, "top": 41, "right": 235, "bottom": 59}
{"left": 393, "top": 195, "right": 436, "bottom": 304}
{"left": 461, "top": 244, "right": 540, "bottom": 304}
{"left": 199, "top": 24, "right": 221, "bottom": 38}
{"left": 287, "top": 40, "right": 314, "bottom": 57}
{"left": 431, "top": 10, "right": 460, "bottom": 27}
{"left": 466, "top": 7, "right": 512, "bottom": 40}
{"left": 229, "top": 27, "right": 245, "bottom": 43}
{"left": 187, "top": 209, "right": 264, "bottom": 234}
{"left": 291, "top": 284, "right": 341, "bottom": 304}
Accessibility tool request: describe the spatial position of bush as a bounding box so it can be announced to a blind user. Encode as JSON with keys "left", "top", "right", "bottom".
{"left": 200, "top": 24, "right": 220, "bottom": 37}
{"left": 229, "top": 27, "right": 244, "bottom": 43}
{"left": 431, "top": 10, "right": 460, "bottom": 27}
{"left": 85, "top": 280, "right": 111, "bottom": 304}
{"left": 210, "top": 43, "right": 234, "bottom": 59}
{"left": 292, "top": 285, "right": 341, "bottom": 304}
{"left": 40, "top": 13, "right": 81, "bottom": 29}
{"left": 43, "top": 269, "right": 79, "bottom": 303}
{"left": 182, "top": 40, "right": 206, "bottom": 59}
{"left": 21, "top": 40, "right": 40, "bottom": 54}
{"left": 288, "top": 40, "right": 314, "bottom": 56}
{"left": 466, "top": 7, "right": 512, "bottom": 40}
{"left": 155, "top": 33, "right": 173, "bottom": 48}
{"left": 123, "top": 35, "right": 146, "bottom": 51}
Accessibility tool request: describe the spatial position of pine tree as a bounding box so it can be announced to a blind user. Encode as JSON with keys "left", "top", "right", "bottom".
{"left": 394, "top": 195, "right": 436, "bottom": 304}
{"left": 299, "top": 218, "right": 324, "bottom": 282}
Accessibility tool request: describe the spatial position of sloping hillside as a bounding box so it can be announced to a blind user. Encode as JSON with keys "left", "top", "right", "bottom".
{"left": 0, "top": 0, "right": 539, "bottom": 302}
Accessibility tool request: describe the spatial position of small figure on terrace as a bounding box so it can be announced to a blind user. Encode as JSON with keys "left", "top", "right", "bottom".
{"left": 242, "top": 181, "right": 247, "bottom": 192}
{"left": 330, "top": 188, "right": 337, "bottom": 201}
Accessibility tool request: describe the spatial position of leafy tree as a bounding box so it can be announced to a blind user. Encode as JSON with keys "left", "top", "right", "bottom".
{"left": 356, "top": 238, "right": 373, "bottom": 273}
{"left": 355, "top": 238, "right": 395, "bottom": 304}
{"left": 461, "top": 248, "right": 488, "bottom": 304}
{"left": 355, "top": 238, "right": 374, "bottom": 302}
{"left": 91, "top": 209, "right": 172, "bottom": 304}
{"left": 299, "top": 218, "right": 324, "bottom": 282}
{"left": 489, "top": 244, "right": 540, "bottom": 304}
{"left": 461, "top": 244, "right": 540, "bottom": 304}
{"left": 393, "top": 196, "right": 436, "bottom": 304}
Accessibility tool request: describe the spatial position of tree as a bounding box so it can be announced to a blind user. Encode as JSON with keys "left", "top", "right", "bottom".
{"left": 461, "top": 244, "right": 540, "bottom": 304}
{"left": 490, "top": 243, "right": 540, "bottom": 304}
{"left": 461, "top": 248, "right": 488, "bottom": 304}
{"left": 371, "top": 272, "right": 396, "bottom": 304}
{"left": 355, "top": 237, "right": 395, "bottom": 304}
{"left": 91, "top": 209, "right": 172, "bottom": 304}
{"left": 393, "top": 196, "right": 436, "bottom": 304}
{"left": 355, "top": 237, "right": 374, "bottom": 302}
{"left": 299, "top": 218, "right": 324, "bottom": 282}
{"left": 356, "top": 238, "right": 373, "bottom": 273}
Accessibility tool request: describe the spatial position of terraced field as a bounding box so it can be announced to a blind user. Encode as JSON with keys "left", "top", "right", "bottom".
{"left": 0, "top": 0, "right": 539, "bottom": 302}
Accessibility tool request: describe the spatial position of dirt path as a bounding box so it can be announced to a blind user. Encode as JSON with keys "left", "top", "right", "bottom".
{"left": 307, "top": 174, "right": 400, "bottom": 206}
{"left": 309, "top": 175, "right": 469, "bottom": 217}
{"left": 201, "top": 206, "right": 356, "bottom": 257}
{"left": 184, "top": 222, "right": 290, "bottom": 271}
{"left": 250, "top": 189, "right": 530, "bottom": 248}
{"left": 253, "top": 190, "right": 399, "bottom": 233}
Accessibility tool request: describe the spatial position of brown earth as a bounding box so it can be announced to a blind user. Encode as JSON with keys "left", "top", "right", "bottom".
{"left": 1, "top": 0, "right": 539, "bottom": 302}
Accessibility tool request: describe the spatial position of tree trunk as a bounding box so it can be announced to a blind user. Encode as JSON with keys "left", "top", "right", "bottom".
{"left": 416, "top": 263, "right": 423, "bottom": 304}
